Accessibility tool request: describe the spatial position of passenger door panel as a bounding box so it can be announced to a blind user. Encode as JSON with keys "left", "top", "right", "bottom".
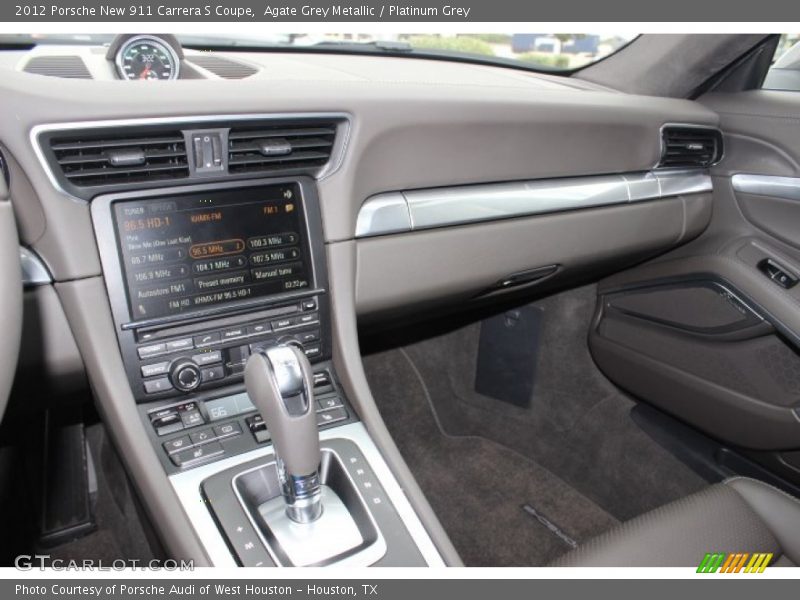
{"left": 590, "top": 90, "right": 800, "bottom": 464}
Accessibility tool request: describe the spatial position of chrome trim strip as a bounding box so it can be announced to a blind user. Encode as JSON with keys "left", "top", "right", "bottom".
{"left": 20, "top": 247, "right": 52, "bottom": 286}
{"left": 731, "top": 173, "right": 800, "bottom": 201}
{"left": 30, "top": 112, "right": 352, "bottom": 202}
{"left": 656, "top": 169, "right": 713, "bottom": 198}
{"left": 169, "top": 421, "right": 445, "bottom": 567}
{"left": 354, "top": 192, "right": 412, "bottom": 237}
{"left": 355, "top": 169, "right": 712, "bottom": 238}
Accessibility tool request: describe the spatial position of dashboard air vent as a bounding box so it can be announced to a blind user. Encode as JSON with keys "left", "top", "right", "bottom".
{"left": 187, "top": 55, "right": 259, "bottom": 79}
{"left": 49, "top": 131, "right": 189, "bottom": 187}
{"left": 658, "top": 126, "right": 723, "bottom": 169}
{"left": 23, "top": 56, "right": 91, "bottom": 79}
{"left": 228, "top": 122, "right": 337, "bottom": 175}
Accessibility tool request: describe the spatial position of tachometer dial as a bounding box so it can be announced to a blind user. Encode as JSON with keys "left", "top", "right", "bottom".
{"left": 116, "top": 35, "right": 180, "bottom": 81}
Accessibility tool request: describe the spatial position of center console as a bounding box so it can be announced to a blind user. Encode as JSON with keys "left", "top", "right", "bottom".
{"left": 90, "top": 174, "right": 445, "bottom": 567}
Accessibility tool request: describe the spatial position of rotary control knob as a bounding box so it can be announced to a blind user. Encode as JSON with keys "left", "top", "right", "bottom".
{"left": 170, "top": 359, "right": 201, "bottom": 392}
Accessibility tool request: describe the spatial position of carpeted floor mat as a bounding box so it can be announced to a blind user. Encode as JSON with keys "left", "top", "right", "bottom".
{"left": 364, "top": 347, "right": 619, "bottom": 566}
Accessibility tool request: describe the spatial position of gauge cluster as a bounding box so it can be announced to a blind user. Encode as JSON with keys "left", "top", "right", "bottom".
{"left": 107, "top": 34, "right": 182, "bottom": 81}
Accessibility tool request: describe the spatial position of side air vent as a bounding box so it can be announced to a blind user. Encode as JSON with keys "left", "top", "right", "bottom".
{"left": 187, "top": 55, "right": 259, "bottom": 79}
{"left": 658, "top": 126, "right": 723, "bottom": 169}
{"left": 23, "top": 56, "right": 91, "bottom": 79}
{"left": 49, "top": 131, "right": 189, "bottom": 187}
{"left": 228, "top": 122, "right": 337, "bottom": 175}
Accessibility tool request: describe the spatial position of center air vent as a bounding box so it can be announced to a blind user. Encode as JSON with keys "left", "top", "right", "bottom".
{"left": 658, "top": 126, "right": 723, "bottom": 169}
{"left": 228, "top": 123, "right": 337, "bottom": 175}
{"left": 49, "top": 131, "right": 189, "bottom": 187}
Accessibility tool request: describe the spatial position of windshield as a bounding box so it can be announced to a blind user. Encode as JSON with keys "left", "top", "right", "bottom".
{"left": 0, "top": 33, "right": 638, "bottom": 72}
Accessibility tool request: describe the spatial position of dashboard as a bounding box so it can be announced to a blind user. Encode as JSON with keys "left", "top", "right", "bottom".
{"left": 0, "top": 35, "right": 723, "bottom": 564}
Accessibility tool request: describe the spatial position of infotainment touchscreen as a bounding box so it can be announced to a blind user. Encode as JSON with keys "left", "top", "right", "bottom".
{"left": 113, "top": 183, "right": 311, "bottom": 320}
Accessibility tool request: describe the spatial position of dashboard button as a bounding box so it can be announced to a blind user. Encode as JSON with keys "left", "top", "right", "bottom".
{"left": 180, "top": 410, "right": 205, "bottom": 428}
{"left": 213, "top": 422, "right": 242, "bottom": 439}
{"left": 163, "top": 436, "right": 192, "bottom": 454}
{"left": 247, "top": 322, "right": 271, "bottom": 336}
{"left": 194, "top": 332, "right": 221, "bottom": 347}
{"left": 151, "top": 413, "right": 183, "bottom": 436}
{"left": 222, "top": 327, "right": 246, "bottom": 340}
{"left": 302, "top": 299, "right": 317, "bottom": 311}
{"left": 298, "top": 312, "right": 318, "bottom": 325}
{"left": 189, "top": 429, "right": 215, "bottom": 445}
{"left": 138, "top": 343, "right": 166, "bottom": 359}
{"left": 270, "top": 317, "right": 298, "bottom": 331}
{"left": 144, "top": 376, "right": 173, "bottom": 394}
{"left": 193, "top": 350, "right": 222, "bottom": 366}
{"left": 149, "top": 407, "right": 177, "bottom": 422}
{"left": 171, "top": 442, "right": 224, "bottom": 467}
{"left": 317, "top": 396, "right": 343, "bottom": 411}
{"left": 304, "top": 344, "right": 321, "bottom": 359}
{"left": 316, "top": 407, "right": 348, "bottom": 426}
{"left": 296, "top": 331, "right": 319, "bottom": 344}
{"left": 166, "top": 338, "right": 194, "bottom": 353}
{"left": 201, "top": 365, "right": 226, "bottom": 383}
{"left": 141, "top": 361, "right": 170, "bottom": 378}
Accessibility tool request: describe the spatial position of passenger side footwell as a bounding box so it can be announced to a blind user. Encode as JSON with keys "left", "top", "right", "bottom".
{"left": 363, "top": 347, "right": 619, "bottom": 566}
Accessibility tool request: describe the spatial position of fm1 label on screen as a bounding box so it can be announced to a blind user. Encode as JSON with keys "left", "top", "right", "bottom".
{"left": 113, "top": 184, "right": 311, "bottom": 319}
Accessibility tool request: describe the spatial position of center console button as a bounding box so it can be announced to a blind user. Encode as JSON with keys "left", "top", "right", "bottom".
{"left": 298, "top": 312, "right": 318, "bottom": 325}
{"left": 301, "top": 299, "right": 317, "bottom": 311}
{"left": 296, "top": 331, "right": 319, "bottom": 344}
{"left": 141, "top": 361, "right": 170, "bottom": 378}
{"left": 270, "top": 317, "right": 298, "bottom": 331}
{"left": 213, "top": 422, "right": 242, "bottom": 439}
{"left": 163, "top": 435, "right": 192, "bottom": 454}
{"left": 246, "top": 414, "right": 270, "bottom": 443}
{"left": 303, "top": 344, "right": 321, "bottom": 359}
{"left": 317, "top": 395, "right": 343, "bottom": 411}
{"left": 166, "top": 338, "right": 194, "bottom": 353}
{"left": 138, "top": 343, "right": 166, "bottom": 359}
{"left": 222, "top": 327, "right": 246, "bottom": 340}
{"left": 171, "top": 441, "right": 224, "bottom": 467}
{"left": 180, "top": 409, "right": 205, "bottom": 428}
{"left": 316, "top": 407, "right": 348, "bottom": 426}
{"left": 201, "top": 365, "right": 225, "bottom": 383}
{"left": 193, "top": 350, "right": 222, "bottom": 366}
{"left": 189, "top": 428, "right": 215, "bottom": 445}
{"left": 151, "top": 413, "right": 183, "bottom": 436}
{"left": 247, "top": 322, "right": 270, "bottom": 336}
{"left": 193, "top": 332, "right": 221, "bottom": 347}
{"left": 144, "top": 376, "right": 173, "bottom": 395}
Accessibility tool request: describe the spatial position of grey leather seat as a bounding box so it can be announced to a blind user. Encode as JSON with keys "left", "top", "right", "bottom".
{"left": 553, "top": 477, "right": 800, "bottom": 567}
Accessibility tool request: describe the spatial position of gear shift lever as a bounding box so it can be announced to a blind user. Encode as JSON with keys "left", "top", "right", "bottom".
{"left": 244, "top": 344, "right": 322, "bottom": 524}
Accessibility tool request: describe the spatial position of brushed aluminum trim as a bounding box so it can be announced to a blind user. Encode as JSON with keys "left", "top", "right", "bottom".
{"left": 169, "top": 421, "right": 445, "bottom": 567}
{"left": 231, "top": 449, "right": 387, "bottom": 568}
{"left": 355, "top": 169, "right": 712, "bottom": 238}
{"left": 732, "top": 173, "right": 800, "bottom": 201}
{"left": 20, "top": 247, "right": 52, "bottom": 286}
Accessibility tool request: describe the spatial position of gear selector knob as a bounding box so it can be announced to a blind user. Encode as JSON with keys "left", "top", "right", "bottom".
{"left": 245, "top": 345, "right": 322, "bottom": 523}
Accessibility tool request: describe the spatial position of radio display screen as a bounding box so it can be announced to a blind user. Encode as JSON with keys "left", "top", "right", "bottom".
{"left": 113, "top": 183, "right": 311, "bottom": 320}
